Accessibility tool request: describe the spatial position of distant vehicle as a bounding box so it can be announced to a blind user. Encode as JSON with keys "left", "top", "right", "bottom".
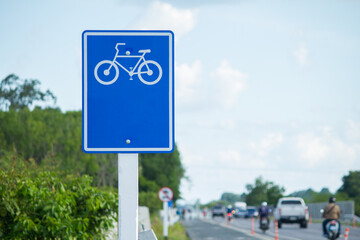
{"left": 245, "top": 206, "right": 259, "bottom": 218}
{"left": 274, "top": 197, "right": 309, "bottom": 228}
{"left": 212, "top": 205, "right": 225, "bottom": 218}
{"left": 234, "top": 202, "right": 247, "bottom": 218}
{"left": 234, "top": 202, "right": 247, "bottom": 209}
{"left": 234, "top": 208, "right": 247, "bottom": 218}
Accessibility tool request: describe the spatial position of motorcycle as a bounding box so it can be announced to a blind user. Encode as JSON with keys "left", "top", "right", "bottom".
{"left": 227, "top": 212, "right": 233, "bottom": 222}
{"left": 259, "top": 217, "right": 269, "bottom": 233}
{"left": 324, "top": 220, "right": 340, "bottom": 240}
{"left": 320, "top": 209, "right": 340, "bottom": 240}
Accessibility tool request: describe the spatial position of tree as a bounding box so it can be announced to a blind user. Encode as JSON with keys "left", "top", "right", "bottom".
{"left": 0, "top": 170, "right": 117, "bottom": 239}
{"left": 312, "top": 188, "right": 332, "bottom": 202}
{"left": 0, "top": 107, "right": 119, "bottom": 188}
{"left": 220, "top": 192, "right": 245, "bottom": 204}
{"left": 0, "top": 74, "right": 188, "bottom": 214}
{"left": 0, "top": 74, "right": 56, "bottom": 110}
{"left": 139, "top": 145, "right": 185, "bottom": 201}
{"left": 337, "top": 171, "right": 360, "bottom": 216}
{"left": 289, "top": 188, "right": 333, "bottom": 203}
{"left": 245, "top": 176, "right": 285, "bottom": 206}
{"left": 338, "top": 171, "right": 360, "bottom": 198}
{"left": 202, "top": 200, "right": 231, "bottom": 209}
{"left": 0, "top": 106, "right": 186, "bottom": 204}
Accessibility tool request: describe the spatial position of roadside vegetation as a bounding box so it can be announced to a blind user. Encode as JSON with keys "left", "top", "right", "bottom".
{"left": 0, "top": 169, "right": 117, "bottom": 239}
{"left": 0, "top": 74, "right": 187, "bottom": 238}
{"left": 151, "top": 215, "right": 189, "bottom": 240}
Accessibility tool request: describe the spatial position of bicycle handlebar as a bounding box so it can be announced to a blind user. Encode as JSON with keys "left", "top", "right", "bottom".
{"left": 115, "top": 43, "right": 126, "bottom": 50}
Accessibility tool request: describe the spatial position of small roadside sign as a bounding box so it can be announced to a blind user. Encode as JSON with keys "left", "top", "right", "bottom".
{"left": 159, "top": 187, "right": 173, "bottom": 238}
{"left": 158, "top": 187, "right": 173, "bottom": 202}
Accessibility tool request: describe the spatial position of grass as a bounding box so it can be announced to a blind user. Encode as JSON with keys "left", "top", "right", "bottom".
{"left": 151, "top": 214, "right": 190, "bottom": 240}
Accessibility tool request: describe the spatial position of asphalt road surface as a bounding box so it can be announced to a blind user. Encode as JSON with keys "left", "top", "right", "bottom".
{"left": 184, "top": 216, "right": 360, "bottom": 240}
{"left": 183, "top": 219, "right": 264, "bottom": 240}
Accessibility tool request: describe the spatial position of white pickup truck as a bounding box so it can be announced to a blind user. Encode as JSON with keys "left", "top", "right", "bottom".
{"left": 274, "top": 197, "right": 309, "bottom": 228}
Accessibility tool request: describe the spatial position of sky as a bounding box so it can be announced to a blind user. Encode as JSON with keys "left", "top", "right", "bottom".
{"left": 1, "top": 0, "right": 359, "bottom": 204}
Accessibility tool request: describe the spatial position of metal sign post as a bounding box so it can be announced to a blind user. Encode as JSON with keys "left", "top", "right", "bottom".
{"left": 158, "top": 187, "right": 174, "bottom": 240}
{"left": 82, "top": 30, "right": 174, "bottom": 240}
{"left": 163, "top": 201, "right": 168, "bottom": 238}
{"left": 118, "top": 154, "right": 138, "bottom": 240}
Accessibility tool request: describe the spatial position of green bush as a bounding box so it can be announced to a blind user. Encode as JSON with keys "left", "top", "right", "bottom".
{"left": 139, "top": 192, "right": 162, "bottom": 214}
{"left": 0, "top": 170, "right": 117, "bottom": 239}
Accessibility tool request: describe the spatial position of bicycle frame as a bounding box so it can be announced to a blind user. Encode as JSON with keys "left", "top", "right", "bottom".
{"left": 108, "top": 49, "right": 149, "bottom": 77}
{"left": 94, "top": 42, "right": 162, "bottom": 86}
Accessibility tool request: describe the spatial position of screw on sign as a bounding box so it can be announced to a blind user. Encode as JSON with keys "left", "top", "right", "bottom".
{"left": 158, "top": 187, "right": 174, "bottom": 202}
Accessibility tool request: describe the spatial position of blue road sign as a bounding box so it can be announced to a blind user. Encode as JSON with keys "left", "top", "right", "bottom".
{"left": 82, "top": 31, "right": 174, "bottom": 153}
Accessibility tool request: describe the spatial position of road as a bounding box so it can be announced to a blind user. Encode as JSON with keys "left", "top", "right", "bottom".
{"left": 183, "top": 219, "right": 264, "bottom": 240}
{"left": 184, "top": 216, "right": 360, "bottom": 240}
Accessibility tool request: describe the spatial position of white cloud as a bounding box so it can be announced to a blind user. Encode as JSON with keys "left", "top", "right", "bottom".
{"left": 295, "top": 127, "right": 360, "bottom": 168}
{"left": 347, "top": 120, "right": 360, "bottom": 140}
{"left": 182, "top": 153, "right": 206, "bottom": 166}
{"left": 290, "top": 121, "right": 299, "bottom": 129}
{"left": 193, "top": 118, "right": 235, "bottom": 131}
{"left": 176, "top": 60, "right": 202, "bottom": 104}
{"left": 133, "top": 1, "right": 198, "bottom": 38}
{"left": 211, "top": 60, "right": 247, "bottom": 108}
{"left": 331, "top": 138, "right": 357, "bottom": 164}
{"left": 296, "top": 133, "right": 330, "bottom": 166}
{"left": 218, "top": 149, "right": 267, "bottom": 169}
{"left": 250, "top": 133, "right": 284, "bottom": 157}
{"left": 180, "top": 123, "right": 360, "bottom": 203}
{"left": 294, "top": 29, "right": 305, "bottom": 37}
{"left": 219, "top": 149, "right": 241, "bottom": 163}
{"left": 293, "top": 45, "right": 309, "bottom": 66}
{"left": 219, "top": 118, "right": 235, "bottom": 130}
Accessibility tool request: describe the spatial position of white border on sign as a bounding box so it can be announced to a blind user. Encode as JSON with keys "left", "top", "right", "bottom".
{"left": 83, "top": 31, "right": 174, "bottom": 152}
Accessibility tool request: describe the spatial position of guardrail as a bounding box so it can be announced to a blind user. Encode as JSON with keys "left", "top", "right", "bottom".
{"left": 307, "top": 201, "right": 355, "bottom": 221}
{"left": 159, "top": 208, "right": 180, "bottom": 226}
{"left": 139, "top": 206, "right": 152, "bottom": 232}
{"left": 104, "top": 206, "right": 153, "bottom": 239}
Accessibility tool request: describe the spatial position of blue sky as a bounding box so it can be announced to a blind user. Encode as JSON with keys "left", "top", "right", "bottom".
{"left": 1, "top": 0, "right": 359, "bottom": 204}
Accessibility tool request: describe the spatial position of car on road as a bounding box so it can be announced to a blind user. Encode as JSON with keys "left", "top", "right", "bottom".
{"left": 245, "top": 206, "right": 259, "bottom": 218}
{"left": 274, "top": 197, "right": 309, "bottom": 228}
{"left": 212, "top": 205, "right": 225, "bottom": 218}
{"left": 233, "top": 207, "right": 247, "bottom": 218}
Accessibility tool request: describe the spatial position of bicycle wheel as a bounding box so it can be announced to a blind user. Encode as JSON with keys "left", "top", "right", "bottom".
{"left": 137, "top": 60, "right": 162, "bottom": 85}
{"left": 94, "top": 60, "right": 119, "bottom": 85}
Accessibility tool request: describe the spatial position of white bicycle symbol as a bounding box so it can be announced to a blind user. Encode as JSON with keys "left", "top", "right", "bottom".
{"left": 94, "top": 43, "right": 162, "bottom": 85}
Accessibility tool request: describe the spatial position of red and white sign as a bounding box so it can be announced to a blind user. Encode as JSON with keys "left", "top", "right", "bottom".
{"left": 158, "top": 187, "right": 173, "bottom": 202}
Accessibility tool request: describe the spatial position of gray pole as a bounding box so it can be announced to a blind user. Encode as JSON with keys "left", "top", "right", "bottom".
{"left": 118, "top": 153, "right": 138, "bottom": 240}
{"left": 163, "top": 201, "right": 168, "bottom": 240}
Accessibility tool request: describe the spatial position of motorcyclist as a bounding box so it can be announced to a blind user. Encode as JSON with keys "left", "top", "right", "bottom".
{"left": 226, "top": 205, "right": 233, "bottom": 221}
{"left": 322, "top": 196, "right": 341, "bottom": 237}
{"left": 258, "top": 201, "right": 269, "bottom": 227}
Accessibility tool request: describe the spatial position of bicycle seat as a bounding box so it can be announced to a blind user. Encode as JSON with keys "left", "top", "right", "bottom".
{"left": 138, "top": 49, "right": 151, "bottom": 54}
